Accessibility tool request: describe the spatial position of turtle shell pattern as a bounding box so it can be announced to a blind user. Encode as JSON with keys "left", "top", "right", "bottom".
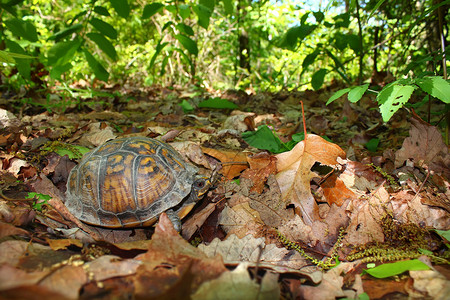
{"left": 65, "top": 137, "right": 198, "bottom": 228}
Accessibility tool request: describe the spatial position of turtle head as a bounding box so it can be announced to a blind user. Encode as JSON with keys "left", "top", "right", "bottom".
{"left": 190, "top": 174, "right": 212, "bottom": 202}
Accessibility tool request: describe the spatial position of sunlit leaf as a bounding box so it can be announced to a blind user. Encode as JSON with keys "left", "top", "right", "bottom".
{"left": 363, "top": 259, "right": 430, "bottom": 278}
{"left": 377, "top": 84, "right": 415, "bottom": 122}
{"left": 415, "top": 76, "right": 450, "bottom": 104}
{"left": 326, "top": 88, "right": 351, "bottom": 105}
{"left": 348, "top": 84, "right": 369, "bottom": 103}
{"left": 242, "top": 125, "right": 283, "bottom": 153}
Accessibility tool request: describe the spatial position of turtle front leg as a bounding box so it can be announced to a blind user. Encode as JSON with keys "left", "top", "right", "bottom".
{"left": 165, "top": 209, "right": 182, "bottom": 232}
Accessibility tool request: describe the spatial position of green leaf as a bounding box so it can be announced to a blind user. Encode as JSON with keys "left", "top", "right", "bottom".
{"left": 200, "top": 0, "right": 215, "bottom": 10}
{"left": 27, "top": 192, "right": 51, "bottom": 211}
{"left": 348, "top": 84, "right": 369, "bottom": 103}
{"left": 415, "top": 76, "right": 450, "bottom": 104}
{"left": 311, "top": 69, "right": 327, "bottom": 90}
{"left": 198, "top": 97, "right": 238, "bottom": 109}
{"left": 83, "top": 48, "right": 109, "bottom": 82}
{"left": 5, "top": 40, "right": 31, "bottom": 80}
{"left": 179, "top": 99, "right": 194, "bottom": 112}
{"left": 367, "top": 0, "right": 387, "bottom": 20}
{"left": 302, "top": 49, "right": 320, "bottom": 69}
{"left": 142, "top": 3, "right": 164, "bottom": 19}
{"left": 175, "top": 23, "right": 195, "bottom": 36}
{"left": 280, "top": 24, "right": 316, "bottom": 49}
{"left": 109, "top": 0, "right": 130, "bottom": 18}
{"left": 48, "top": 24, "right": 83, "bottom": 42}
{"left": 363, "top": 259, "right": 430, "bottom": 278}
{"left": 47, "top": 39, "right": 81, "bottom": 67}
{"left": 242, "top": 125, "right": 283, "bottom": 153}
{"left": 347, "top": 34, "right": 361, "bottom": 54}
{"left": 49, "top": 63, "right": 73, "bottom": 80}
{"left": 313, "top": 11, "right": 324, "bottom": 23}
{"left": 193, "top": 4, "right": 212, "bottom": 29}
{"left": 377, "top": 84, "right": 416, "bottom": 122}
{"left": 178, "top": 4, "right": 191, "bottom": 19}
{"left": 222, "top": 0, "right": 234, "bottom": 15}
{"left": 365, "top": 138, "right": 379, "bottom": 152}
{"left": 86, "top": 32, "right": 117, "bottom": 60}
{"left": 435, "top": 229, "right": 450, "bottom": 242}
{"left": 149, "top": 40, "right": 168, "bottom": 69}
{"left": 89, "top": 18, "right": 117, "bottom": 39}
{"left": 4, "top": 18, "right": 38, "bottom": 42}
{"left": 0, "top": 50, "right": 16, "bottom": 64}
{"left": 326, "top": 88, "right": 351, "bottom": 105}
{"left": 94, "top": 6, "right": 110, "bottom": 16}
{"left": 175, "top": 34, "right": 198, "bottom": 56}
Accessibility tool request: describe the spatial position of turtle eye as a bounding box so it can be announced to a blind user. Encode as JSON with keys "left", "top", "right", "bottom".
{"left": 195, "top": 180, "right": 205, "bottom": 189}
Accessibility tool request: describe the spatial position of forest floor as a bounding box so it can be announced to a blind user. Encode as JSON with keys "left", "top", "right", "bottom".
{"left": 0, "top": 81, "right": 449, "bottom": 299}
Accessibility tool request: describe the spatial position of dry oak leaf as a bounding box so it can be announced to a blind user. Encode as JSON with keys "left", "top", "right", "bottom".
{"left": 395, "top": 115, "right": 450, "bottom": 178}
{"left": 240, "top": 152, "right": 277, "bottom": 194}
{"left": 218, "top": 202, "right": 264, "bottom": 238}
{"left": 202, "top": 147, "right": 248, "bottom": 179}
{"left": 198, "top": 234, "right": 322, "bottom": 283}
{"left": 342, "top": 186, "right": 391, "bottom": 247}
{"left": 133, "top": 213, "right": 227, "bottom": 298}
{"left": 275, "top": 134, "right": 346, "bottom": 225}
{"left": 84, "top": 255, "right": 141, "bottom": 281}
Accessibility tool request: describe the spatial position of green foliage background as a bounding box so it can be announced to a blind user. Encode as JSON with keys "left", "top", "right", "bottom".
{"left": 0, "top": 0, "right": 449, "bottom": 93}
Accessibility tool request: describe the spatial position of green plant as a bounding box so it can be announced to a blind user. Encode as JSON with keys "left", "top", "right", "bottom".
{"left": 362, "top": 259, "right": 430, "bottom": 278}
{"left": 326, "top": 76, "right": 450, "bottom": 122}
{"left": 27, "top": 192, "right": 51, "bottom": 211}
{"left": 242, "top": 125, "right": 305, "bottom": 153}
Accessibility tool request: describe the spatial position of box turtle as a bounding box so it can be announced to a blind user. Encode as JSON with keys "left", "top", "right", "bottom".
{"left": 65, "top": 137, "right": 211, "bottom": 231}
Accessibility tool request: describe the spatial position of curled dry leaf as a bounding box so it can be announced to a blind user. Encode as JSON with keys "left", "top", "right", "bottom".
{"left": 275, "top": 134, "right": 346, "bottom": 225}
{"left": 192, "top": 262, "right": 280, "bottom": 300}
{"left": 198, "top": 234, "right": 321, "bottom": 283}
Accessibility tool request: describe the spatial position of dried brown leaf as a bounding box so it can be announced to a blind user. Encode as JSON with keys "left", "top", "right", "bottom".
{"left": 202, "top": 147, "right": 248, "bottom": 179}
{"left": 241, "top": 152, "right": 277, "bottom": 193}
{"left": 198, "top": 234, "right": 320, "bottom": 282}
{"left": 218, "top": 202, "right": 264, "bottom": 238}
{"left": 395, "top": 115, "right": 450, "bottom": 178}
{"left": 275, "top": 134, "right": 346, "bottom": 225}
{"left": 134, "top": 213, "right": 227, "bottom": 298}
{"left": 85, "top": 255, "right": 141, "bottom": 281}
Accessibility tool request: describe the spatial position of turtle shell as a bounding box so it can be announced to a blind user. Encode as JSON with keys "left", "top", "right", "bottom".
{"left": 65, "top": 137, "right": 199, "bottom": 228}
